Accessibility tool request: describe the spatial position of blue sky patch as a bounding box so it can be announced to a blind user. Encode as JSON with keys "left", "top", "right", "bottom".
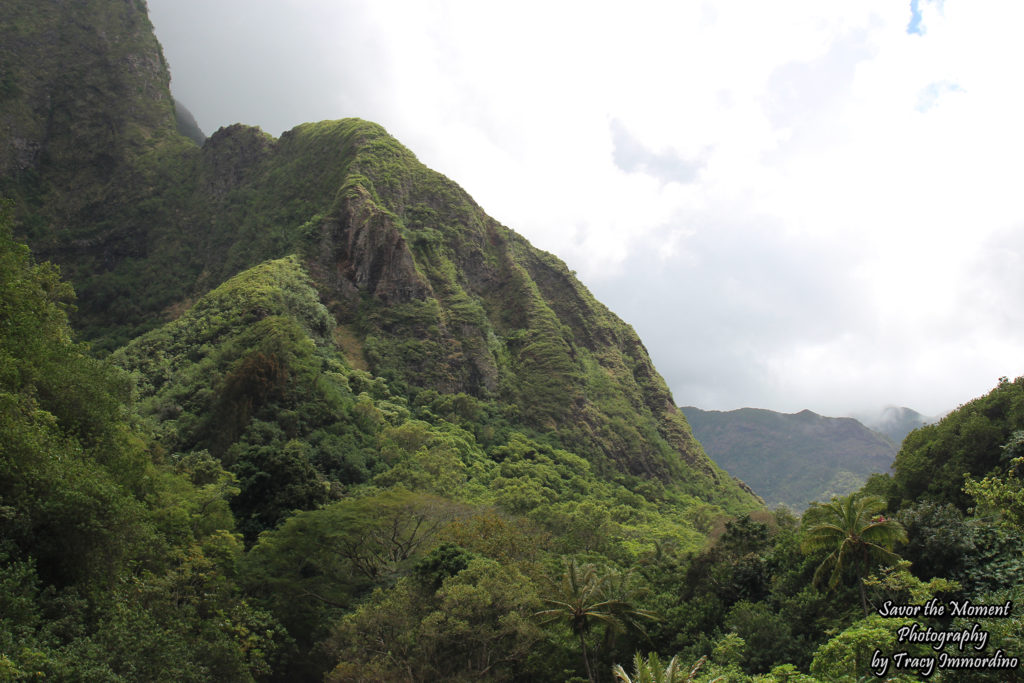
{"left": 907, "top": 0, "right": 925, "bottom": 35}
{"left": 908, "top": 0, "right": 947, "bottom": 36}
{"left": 916, "top": 81, "right": 965, "bottom": 111}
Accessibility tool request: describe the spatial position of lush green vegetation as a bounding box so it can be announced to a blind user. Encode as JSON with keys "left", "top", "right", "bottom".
{"left": 7, "top": 207, "right": 1024, "bottom": 680}
{"left": 885, "top": 376, "right": 1024, "bottom": 510}
{"left": 4, "top": 2, "right": 1024, "bottom": 678}
{"left": 0, "top": 209, "right": 281, "bottom": 680}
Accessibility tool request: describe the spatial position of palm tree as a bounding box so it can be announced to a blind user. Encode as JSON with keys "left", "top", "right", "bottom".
{"left": 801, "top": 493, "right": 907, "bottom": 615}
{"left": 536, "top": 558, "right": 657, "bottom": 683}
{"left": 612, "top": 652, "right": 721, "bottom": 683}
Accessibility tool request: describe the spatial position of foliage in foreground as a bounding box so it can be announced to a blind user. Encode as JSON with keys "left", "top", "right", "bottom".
{"left": 0, "top": 211, "right": 282, "bottom": 680}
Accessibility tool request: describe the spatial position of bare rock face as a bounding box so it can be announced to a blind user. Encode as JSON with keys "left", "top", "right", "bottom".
{"left": 316, "top": 185, "right": 432, "bottom": 308}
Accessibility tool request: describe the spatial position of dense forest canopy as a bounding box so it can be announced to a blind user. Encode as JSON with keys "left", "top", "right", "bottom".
{"left": 2, "top": 1, "right": 1024, "bottom": 681}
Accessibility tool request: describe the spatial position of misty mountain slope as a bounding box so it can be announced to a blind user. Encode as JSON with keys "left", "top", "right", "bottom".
{"left": 854, "top": 405, "right": 934, "bottom": 445}
{"left": 174, "top": 98, "right": 207, "bottom": 145}
{"left": 681, "top": 406, "right": 896, "bottom": 509}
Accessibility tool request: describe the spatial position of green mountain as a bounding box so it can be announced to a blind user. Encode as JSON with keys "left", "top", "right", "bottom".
{"left": 681, "top": 406, "right": 897, "bottom": 510}
{"left": 0, "top": 2, "right": 764, "bottom": 678}
{"left": 1, "top": 0, "right": 754, "bottom": 499}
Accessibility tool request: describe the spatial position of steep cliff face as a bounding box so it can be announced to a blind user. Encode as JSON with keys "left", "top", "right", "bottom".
{"left": 0, "top": 1, "right": 758, "bottom": 506}
{"left": 0, "top": 0, "right": 177, "bottom": 195}
{"left": 300, "top": 119, "right": 730, "bottom": 483}
{"left": 0, "top": 0, "right": 190, "bottom": 347}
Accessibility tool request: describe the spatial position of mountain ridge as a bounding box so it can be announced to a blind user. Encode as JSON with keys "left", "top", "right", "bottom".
{"left": 681, "top": 405, "right": 896, "bottom": 510}
{"left": 1, "top": 1, "right": 758, "bottom": 502}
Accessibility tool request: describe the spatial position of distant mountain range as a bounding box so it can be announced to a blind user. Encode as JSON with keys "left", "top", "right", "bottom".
{"left": 681, "top": 406, "right": 933, "bottom": 510}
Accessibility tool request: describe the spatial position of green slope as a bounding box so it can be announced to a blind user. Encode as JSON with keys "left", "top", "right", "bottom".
{"left": 682, "top": 406, "right": 896, "bottom": 510}
{"left": 16, "top": 107, "right": 756, "bottom": 507}
{"left": 107, "top": 251, "right": 756, "bottom": 676}
{"left": 112, "top": 253, "right": 756, "bottom": 540}
{"left": 887, "top": 376, "right": 1024, "bottom": 510}
{"left": 8, "top": 1, "right": 1024, "bottom": 679}
{"left": 0, "top": 1, "right": 767, "bottom": 677}
{"left": 0, "top": 0, "right": 757, "bottom": 507}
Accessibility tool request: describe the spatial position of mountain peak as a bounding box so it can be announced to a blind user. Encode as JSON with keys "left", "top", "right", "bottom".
{"left": 0, "top": 0, "right": 759, "bottom": 504}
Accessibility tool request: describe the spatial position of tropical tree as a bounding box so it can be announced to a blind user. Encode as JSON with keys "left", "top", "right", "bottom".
{"left": 536, "top": 558, "right": 657, "bottom": 683}
{"left": 612, "top": 652, "right": 719, "bottom": 683}
{"left": 964, "top": 431, "right": 1024, "bottom": 534}
{"left": 801, "top": 493, "right": 907, "bottom": 615}
{"left": 324, "top": 557, "right": 543, "bottom": 682}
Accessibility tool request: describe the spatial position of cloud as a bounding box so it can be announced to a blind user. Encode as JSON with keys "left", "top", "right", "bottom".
{"left": 610, "top": 119, "right": 704, "bottom": 184}
{"left": 764, "top": 28, "right": 874, "bottom": 124}
{"left": 588, "top": 207, "right": 879, "bottom": 415}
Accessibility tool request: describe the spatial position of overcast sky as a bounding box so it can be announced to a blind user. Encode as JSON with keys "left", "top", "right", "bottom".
{"left": 146, "top": 0, "right": 1024, "bottom": 419}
